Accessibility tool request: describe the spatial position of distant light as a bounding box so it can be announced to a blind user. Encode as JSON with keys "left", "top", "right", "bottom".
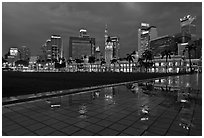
{"left": 51, "top": 36, "right": 61, "bottom": 39}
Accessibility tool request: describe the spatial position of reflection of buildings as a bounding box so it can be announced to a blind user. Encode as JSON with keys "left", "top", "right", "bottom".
{"left": 69, "top": 29, "right": 95, "bottom": 59}
{"left": 138, "top": 23, "right": 158, "bottom": 57}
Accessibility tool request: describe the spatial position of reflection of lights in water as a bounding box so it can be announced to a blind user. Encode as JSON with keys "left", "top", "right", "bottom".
{"left": 180, "top": 99, "right": 188, "bottom": 103}
{"left": 79, "top": 104, "right": 87, "bottom": 115}
{"left": 186, "top": 82, "right": 190, "bottom": 87}
{"left": 141, "top": 105, "right": 149, "bottom": 114}
{"left": 95, "top": 92, "right": 100, "bottom": 97}
{"left": 141, "top": 117, "right": 149, "bottom": 121}
{"left": 179, "top": 118, "right": 193, "bottom": 130}
{"left": 105, "top": 95, "right": 113, "bottom": 99}
{"left": 79, "top": 115, "right": 87, "bottom": 119}
{"left": 51, "top": 104, "right": 61, "bottom": 108}
{"left": 142, "top": 108, "right": 149, "bottom": 114}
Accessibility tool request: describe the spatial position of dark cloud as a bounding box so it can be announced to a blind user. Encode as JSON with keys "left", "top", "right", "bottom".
{"left": 2, "top": 2, "right": 202, "bottom": 58}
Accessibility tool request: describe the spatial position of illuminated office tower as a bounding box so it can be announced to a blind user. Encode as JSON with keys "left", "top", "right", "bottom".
{"left": 18, "top": 46, "right": 31, "bottom": 62}
{"left": 138, "top": 23, "right": 158, "bottom": 58}
{"left": 105, "top": 36, "right": 113, "bottom": 64}
{"left": 51, "top": 35, "right": 62, "bottom": 61}
{"left": 69, "top": 29, "right": 95, "bottom": 59}
{"left": 180, "top": 15, "right": 196, "bottom": 41}
{"left": 104, "top": 25, "right": 120, "bottom": 61}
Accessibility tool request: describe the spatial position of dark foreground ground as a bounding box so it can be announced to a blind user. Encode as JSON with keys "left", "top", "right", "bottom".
{"left": 3, "top": 71, "right": 186, "bottom": 97}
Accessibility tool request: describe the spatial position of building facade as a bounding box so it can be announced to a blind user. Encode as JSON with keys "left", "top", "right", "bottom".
{"left": 180, "top": 15, "right": 196, "bottom": 40}
{"left": 18, "top": 46, "right": 31, "bottom": 61}
{"left": 104, "top": 25, "right": 120, "bottom": 63}
{"left": 138, "top": 23, "right": 158, "bottom": 57}
{"left": 150, "top": 35, "right": 177, "bottom": 56}
{"left": 69, "top": 29, "right": 96, "bottom": 59}
{"left": 51, "top": 35, "right": 62, "bottom": 61}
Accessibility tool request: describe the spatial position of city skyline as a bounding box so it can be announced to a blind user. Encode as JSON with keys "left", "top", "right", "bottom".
{"left": 2, "top": 2, "right": 202, "bottom": 58}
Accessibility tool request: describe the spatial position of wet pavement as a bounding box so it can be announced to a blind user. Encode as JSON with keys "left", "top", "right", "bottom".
{"left": 2, "top": 73, "right": 202, "bottom": 136}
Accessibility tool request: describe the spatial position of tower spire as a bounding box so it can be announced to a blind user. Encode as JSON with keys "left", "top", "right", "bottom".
{"left": 105, "top": 24, "right": 108, "bottom": 46}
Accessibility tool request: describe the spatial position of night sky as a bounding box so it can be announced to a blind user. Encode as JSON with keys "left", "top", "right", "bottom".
{"left": 2, "top": 2, "right": 202, "bottom": 59}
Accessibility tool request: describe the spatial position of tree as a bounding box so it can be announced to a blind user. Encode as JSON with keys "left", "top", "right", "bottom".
{"left": 137, "top": 58, "right": 144, "bottom": 72}
{"left": 88, "top": 56, "right": 95, "bottom": 72}
{"left": 111, "top": 58, "right": 120, "bottom": 72}
{"left": 126, "top": 53, "right": 135, "bottom": 72}
{"left": 142, "top": 50, "right": 154, "bottom": 72}
{"left": 183, "top": 40, "right": 196, "bottom": 73}
{"left": 75, "top": 58, "right": 84, "bottom": 71}
{"left": 15, "top": 60, "right": 29, "bottom": 67}
{"left": 161, "top": 49, "right": 172, "bottom": 73}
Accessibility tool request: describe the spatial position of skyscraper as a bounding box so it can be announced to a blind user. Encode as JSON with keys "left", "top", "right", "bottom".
{"left": 42, "top": 39, "right": 52, "bottom": 61}
{"left": 138, "top": 23, "right": 158, "bottom": 58}
{"left": 18, "top": 46, "right": 30, "bottom": 61}
{"left": 180, "top": 15, "right": 196, "bottom": 40}
{"left": 105, "top": 36, "right": 113, "bottom": 65}
{"left": 69, "top": 29, "right": 95, "bottom": 59}
{"left": 51, "top": 35, "right": 62, "bottom": 61}
{"left": 104, "top": 25, "right": 120, "bottom": 62}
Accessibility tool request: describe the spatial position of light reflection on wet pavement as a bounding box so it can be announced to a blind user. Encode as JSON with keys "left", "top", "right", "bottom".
{"left": 2, "top": 73, "right": 202, "bottom": 136}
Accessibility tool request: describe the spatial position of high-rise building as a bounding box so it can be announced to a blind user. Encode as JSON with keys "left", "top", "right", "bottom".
{"left": 105, "top": 36, "right": 113, "bottom": 64}
{"left": 150, "top": 35, "right": 177, "bottom": 56}
{"left": 138, "top": 23, "right": 158, "bottom": 58}
{"left": 95, "top": 46, "right": 101, "bottom": 60}
{"left": 180, "top": 15, "right": 196, "bottom": 40}
{"left": 111, "top": 36, "right": 120, "bottom": 58}
{"left": 69, "top": 29, "right": 95, "bottom": 59}
{"left": 104, "top": 25, "right": 120, "bottom": 63}
{"left": 18, "top": 46, "right": 31, "bottom": 61}
{"left": 51, "top": 35, "right": 62, "bottom": 61}
{"left": 42, "top": 39, "right": 52, "bottom": 61}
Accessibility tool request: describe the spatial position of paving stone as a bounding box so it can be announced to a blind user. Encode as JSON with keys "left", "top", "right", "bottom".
{"left": 18, "top": 119, "right": 39, "bottom": 127}
{"left": 118, "top": 132, "right": 130, "bottom": 136}
{"left": 147, "top": 126, "right": 167, "bottom": 135}
{"left": 22, "top": 131, "right": 38, "bottom": 136}
{"left": 131, "top": 121, "right": 149, "bottom": 131}
{"left": 189, "top": 128, "right": 202, "bottom": 136}
{"left": 63, "top": 117, "right": 80, "bottom": 125}
{"left": 34, "top": 126, "right": 55, "bottom": 136}
{"left": 42, "top": 119, "right": 59, "bottom": 125}
{"left": 109, "top": 123, "right": 128, "bottom": 131}
{"left": 27, "top": 123, "right": 46, "bottom": 131}
{"left": 98, "top": 128, "right": 119, "bottom": 136}
{"left": 74, "top": 121, "right": 92, "bottom": 128}
{"left": 2, "top": 119, "right": 15, "bottom": 127}
{"left": 3, "top": 124, "right": 23, "bottom": 132}
{"left": 60, "top": 126, "right": 80, "bottom": 135}
{"left": 50, "top": 121, "right": 70, "bottom": 130}
{"left": 166, "top": 130, "right": 188, "bottom": 136}
{"left": 122, "top": 127, "right": 143, "bottom": 136}
{"left": 72, "top": 129, "right": 94, "bottom": 136}
{"left": 85, "top": 124, "right": 105, "bottom": 133}
{"left": 96, "top": 119, "right": 113, "bottom": 127}
{"left": 142, "top": 131, "right": 159, "bottom": 136}
{"left": 95, "top": 113, "right": 109, "bottom": 119}
{"left": 5, "top": 127, "right": 31, "bottom": 136}
{"left": 118, "top": 119, "right": 133, "bottom": 126}
{"left": 86, "top": 117, "right": 101, "bottom": 124}
{"left": 49, "top": 131, "right": 67, "bottom": 136}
